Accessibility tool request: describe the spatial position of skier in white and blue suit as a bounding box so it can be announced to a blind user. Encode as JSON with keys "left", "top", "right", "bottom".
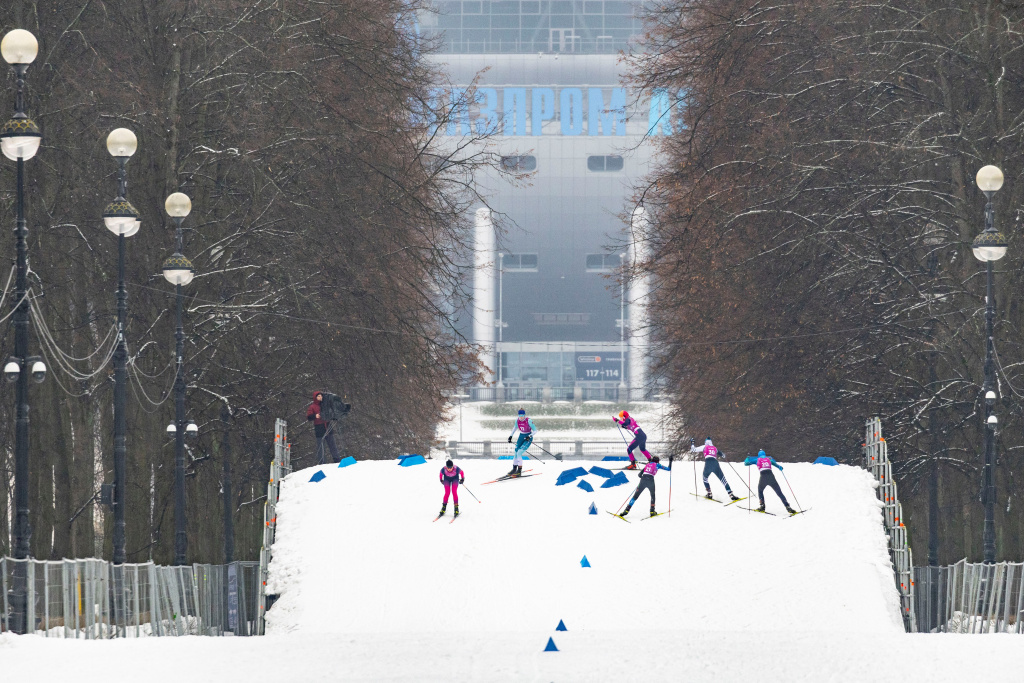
{"left": 506, "top": 408, "right": 537, "bottom": 478}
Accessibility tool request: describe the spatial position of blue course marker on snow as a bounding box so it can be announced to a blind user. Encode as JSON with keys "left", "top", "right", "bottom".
{"left": 580, "top": 555, "right": 591, "bottom": 568}
{"left": 588, "top": 466, "right": 614, "bottom": 478}
{"left": 544, "top": 637, "right": 559, "bottom": 652}
{"left": 337, "top": 456, "right": 357, "bottom": 468}
{"left": 588, "top": 502, "right": 598, "bottom": 515}
{"left": 556, "top": 467, "right": 588, "bottom": 485}
{"left": 398, "top": 455, "right": 426, "bottom": 466}
{"left": 576, "top": 479, "right": 594, "bottom": 492}
{"left": 600, "top": 471, "right": 629, "bottom": 488}
{"left": 814, "top": 456, "right": 838, "bottom": 466}
{"left": 309, "top": 470, "right": 326, "bottom": 483}
{"left": 556, "top": 619, "right": 568, "bottom": 631}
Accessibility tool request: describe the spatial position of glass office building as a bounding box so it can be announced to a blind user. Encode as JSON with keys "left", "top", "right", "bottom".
{"left": 420, "top": 1, "right": 668, "bottom": 400}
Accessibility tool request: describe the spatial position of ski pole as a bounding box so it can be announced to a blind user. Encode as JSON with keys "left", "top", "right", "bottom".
{"left": 691, "top": 439, "right": 698, "bottom": 502}
{"left": 724, "top": 458, "right": 754, "bottom": 496}
{"left": 669, "top": 455, "right": 673, "bottom": 517}
{"left": 780, "top": 468, "right": 803, "bottom": 511}
{"left": 616, "top": 482, "right": 638, "bottom": 514}
{"left": 524, "top": 440, "right": 546, "bottom": 464}
{"left": 747, "top": 462, "right": 750, "bottom": 515}
{"left": 461, "top": 484, "right": 481, "bottom": 503}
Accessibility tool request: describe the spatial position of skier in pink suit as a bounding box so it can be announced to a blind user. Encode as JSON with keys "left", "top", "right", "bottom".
{"left": 619, "top": 455, "right": 671, "bottom": 517}
{"left": 612, "top": 410, "right": 652, "bottom": 470}
{"left": 439, "top": 459, "right": 464, "bottom": 517}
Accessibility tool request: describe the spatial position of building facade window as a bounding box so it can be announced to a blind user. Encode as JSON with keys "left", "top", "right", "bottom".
{"left": 503, "top": 253, "right": 539, "bottom": 271}
{"left": 585, "top": 253, "right": 621, "bottom": 272}
{"left": 501, "top": 154, "right": 537, "bottom": 171}
{"left": 586, "top": 154, "right": 624, "bottom": 171}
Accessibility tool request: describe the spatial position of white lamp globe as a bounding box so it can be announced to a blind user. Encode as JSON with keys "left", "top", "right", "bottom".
{"left": 106, "top": 128, "right": 138, "bottom": 158}
{"left": 1, "top": 30, "right": 39, "bottom": 65}
{"left": 976, "top": 165, "right": 1004, "bottom": 193}
{"left": 165, "top": 192, "right": 192, "bottom": 218}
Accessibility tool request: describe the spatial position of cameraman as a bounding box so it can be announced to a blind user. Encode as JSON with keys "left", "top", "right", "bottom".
{"left": 307, "top": 390, "right": 341, "bottom": 464}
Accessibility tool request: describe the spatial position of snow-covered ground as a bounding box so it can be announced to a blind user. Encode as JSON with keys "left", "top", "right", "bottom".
{"left": 3, "top": 459, "right": 1022, "bottom": 682}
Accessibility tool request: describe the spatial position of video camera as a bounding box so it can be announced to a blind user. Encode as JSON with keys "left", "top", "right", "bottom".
{"left": 320, "top": 392, "right": 352, "bottom": 421}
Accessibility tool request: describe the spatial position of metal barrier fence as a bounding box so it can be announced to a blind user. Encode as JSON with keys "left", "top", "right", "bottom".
{"left": 257, "top": 418, "right": 291, "bottom": 635}
{"left": 863, "top": 417, "right": 916, "bottom": 631}
{"left": 0, "top": 557, "right": 259, "bottom": 637}
{"left": 913, "top": 561, "right": 1024, "bottom": 633}
{"left": 445, "top": 440, "right": 671, "bottom": 459}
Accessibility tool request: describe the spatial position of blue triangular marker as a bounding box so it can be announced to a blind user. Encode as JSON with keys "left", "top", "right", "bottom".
{"left": 544, "top": 637, "right": 559, "bottom": 652}
{"left": 309, "top": 470, "right": 326, "bottom": 483}
{"left": 588, "top": 502, "right": 597, "bottom": 515}
{"left": 555, "top": 619, "right": 567, "bottom": 631}
{"left": 337, "top": 456, "right": 357, "bottom": 468}
{"left": 580, "top": 555, "right": 591, "bottom": 568}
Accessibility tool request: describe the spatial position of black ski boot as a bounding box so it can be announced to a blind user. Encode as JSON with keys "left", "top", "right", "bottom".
{"left": 704, "top": 491, "right": 713, "bottom": 499}
{"left": 620, "top": 506, "right": 631, "bottom": 517}
{"left": 649, "top": 508, "right": 658, "bottom": 517}
{"left": 728, "top": 493, "right": 740, "bottom": 501}
{"left": 786, "top": 505, "right": 797, "bottom": 515}
{"left": 506, "top": 465, "right": 517, "bottom": 476}
{"left": 454, "top": 504, "right": 460, "bottom": 517}
{"left": 439, "top": 503, "right": 447, "bottom": 516}
{"left": 757, "top": 502, "right": 766, "bottom": 513}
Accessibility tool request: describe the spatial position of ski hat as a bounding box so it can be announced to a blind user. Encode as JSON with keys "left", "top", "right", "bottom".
{"left": 705, "top": 437, "right": 713, "bottom": 445}
{"left": 618, "top": 410, "right": 630, "bottom": 420}
{"left": 758, "top": 449, "right": 766, "bottom": 457}
{"left": 518, "top": 409, "right": 526, "bottom": 415}
{"left": 651, "top": 455, "right": 660, "bottom": 463}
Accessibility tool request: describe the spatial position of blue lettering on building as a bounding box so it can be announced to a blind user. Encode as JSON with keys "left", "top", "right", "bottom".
{"left": 531, "top": 88, "right": 555, "bottom": 136}
{"left": 503, "top": 88, "right": 528, "bottom": 136}
{"left": 431, "top": 87, "right": 679, "bottom": 137}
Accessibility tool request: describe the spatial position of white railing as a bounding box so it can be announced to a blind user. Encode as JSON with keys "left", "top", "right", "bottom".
{"left": 0, "top": 557, "right": 259, "bottom": 637}
{"left": 914, "top": 560, "right": 1024, "bottom": 633}
{"left": 445, "top": 440, "right": 670, "bottom": 459}
{"left": 257, "top": 418, "right": 290, "bottom": 635}
{"left": 863, "top": 417, "right": 916, "bottom": 631}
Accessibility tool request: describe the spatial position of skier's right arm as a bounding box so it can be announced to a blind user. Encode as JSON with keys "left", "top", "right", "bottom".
{"left": 743, "top": 456, "right": 756, "bottom": 466}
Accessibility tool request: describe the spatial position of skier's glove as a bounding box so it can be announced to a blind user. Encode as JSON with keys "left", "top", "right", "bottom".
{"left": 459, "top": 478, "right": 464, "bottom": 485}
{"left": 507, "top": 435, "right": 512, "bottom": 443}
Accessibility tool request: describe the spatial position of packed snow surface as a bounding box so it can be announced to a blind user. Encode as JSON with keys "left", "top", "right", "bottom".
{"left": 3, "top": 459, "right": 1023, "bottom": 682}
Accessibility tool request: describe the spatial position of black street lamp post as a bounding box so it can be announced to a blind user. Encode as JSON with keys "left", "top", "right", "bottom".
{"left": 1, "top": 28, "right": 45, "bottom": 636}
{"left": 102, "top": 127, "right": 140, "bottom": 566}
{"left": 971, "top": 164, "right": 1007, "bottom": 565}
{"left": 163, "top": 192, "right": 196, "bottom": 566}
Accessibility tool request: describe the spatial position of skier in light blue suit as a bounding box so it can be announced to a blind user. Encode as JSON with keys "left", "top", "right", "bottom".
{"left": 743, "top": 449, "right": 795, "bottom": 514}
{"left": 506, "top": 408, "right": 537, "bottom": 478}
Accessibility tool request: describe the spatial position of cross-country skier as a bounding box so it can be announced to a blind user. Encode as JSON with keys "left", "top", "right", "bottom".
{"left": 612, "top": 410, "right": 652, "bottom": 470}
{"left": 691, "top": 437, "right": 739, "bottom": 501}
{"left": 619, "top": 455, "right": 671, "bottom": 517}
{"left": 743, "top": 449, "right": 796, "bottom": 514}
{"left": 506, "top": 408, "right": 537, "bottom": 477}
{"left": 439, "top": 459, "right": 465, "bottom": 517}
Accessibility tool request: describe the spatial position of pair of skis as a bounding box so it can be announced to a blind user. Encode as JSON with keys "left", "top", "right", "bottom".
{"left": 690, "top": 493, "right": 748, "bottom": 507}
{"left": 480, "top": 469, "right": 541, "bottom": 485}
{"left": 433, "top": 511, "right": 460, "bottom": 524}
{"left": 745, "top": 506, "right": 811, "bottom": 517}
{"left": 606, "top": 509, "right": 671, "bottom": 523}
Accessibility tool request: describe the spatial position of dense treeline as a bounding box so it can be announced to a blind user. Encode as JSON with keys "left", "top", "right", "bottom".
{"left": 632, "top": 0, "right": 1024, "bottom": 562}
{"left": 0, "top": 1, "right": 487, "bottom": 564}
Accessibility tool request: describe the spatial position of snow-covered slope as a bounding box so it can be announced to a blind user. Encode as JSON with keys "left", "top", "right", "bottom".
{"left": 4, "top": 458, "right": 1023, "bottom": 682}
{"left": 265, "top": 460, "right": 903, "bottom": 635}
